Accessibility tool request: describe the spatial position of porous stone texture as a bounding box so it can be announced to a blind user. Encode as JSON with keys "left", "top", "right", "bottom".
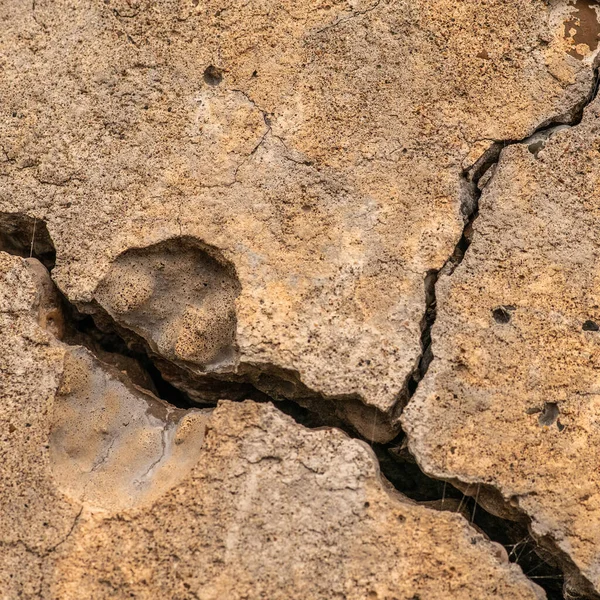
{"left": 4, "top": 0, "right": 600, "bottom": 597}
{"left": 0, "top": 253, "right": 544, "bottom": 599}
{"left": 0, "top": 254, "right": 80, "bottom": 598}
{"left": 50, "top": 400, "right": 545, "bottom": 600}
{"left": 0, "top": 0, "right": 598, "bottom": 438}
{"left": 402, "top": 96, "right": 600, "bottom": 597}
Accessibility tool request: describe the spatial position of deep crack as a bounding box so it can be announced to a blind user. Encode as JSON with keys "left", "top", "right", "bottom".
{"left": 400, "top": 67, "right": 600, "bottom": 600}
{"left": 0, "top": 208, "right": 582, "bottom": 600}
{"left": 405, "top": 67, "right": 600, "bottom": 406}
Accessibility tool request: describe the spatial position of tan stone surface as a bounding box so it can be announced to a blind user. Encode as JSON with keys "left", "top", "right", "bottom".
{"left": 0, "top": 1, "right": 597, "bottom": 438}
{"left": 4, "top": 0, "right": 600, "bottom": 596}
{"left": 50, "top": 400, "right": 544, "bottom": 600}
{"left": 0, "top": 254, "right": 79, "bottom": 598}
{"left": 402, "top": 97, "right": 600, "bottom": 597}
{"left": 0, "top": 252, "right": 543, "bottom": 599}
{"left": 51, "top": 347, "right": 210, "bottom": 512}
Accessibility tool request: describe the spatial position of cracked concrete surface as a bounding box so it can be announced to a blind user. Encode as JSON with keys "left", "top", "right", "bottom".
{"left": 403, "top": 92, "right": 600, "bottom": 598}
{"left": 1, "top": 0, "right": 598, "bottom": 439}
{"left": 3, "top": 0, "right": 600, "bottom": 598}
{"left": 1, "top": 254, "right": 543, "bottom": 598}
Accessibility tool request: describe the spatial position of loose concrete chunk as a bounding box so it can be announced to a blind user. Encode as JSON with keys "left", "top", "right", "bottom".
{"left": 403, "top": 97, "right": 600, "bottom": 597}
{"left": 50, "top": 401, "right": 544, "bottom": 600}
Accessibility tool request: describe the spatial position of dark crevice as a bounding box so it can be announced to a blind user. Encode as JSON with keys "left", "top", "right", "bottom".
{"left": 43, "top": 262, "right": 570, "bottom": 597}
{"left": 378, "top": 439, "right": 568, "bottom": 598}
{"left": 0, "top": 214, "right": 584, "bottom": 600}
{"left": 62, "top": 308, "right": 195, "bottom": 410}
{"left": 398, "top": 69, "right": 600, "bottom": 599}
{"left": 0, "top": 212, "right": 56, "bottom": 270}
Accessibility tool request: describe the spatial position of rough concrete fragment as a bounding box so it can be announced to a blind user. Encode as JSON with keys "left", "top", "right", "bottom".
{"left": 94, "top": 237, "right": 240, "bottom": 372}
{"left": 0, "top": 254, "right": 79, "bottom": 595}
{"left": 402, "top": 97, "right": 600, "bottom": 597}
{"left": 0, "top": 255, "right": 79, "bottom": 552}
{"left": 50, "top": 401, "right": 544, "bottom": 600}
{"left": 0, "top": 1, "right": 597, "bottom": 438}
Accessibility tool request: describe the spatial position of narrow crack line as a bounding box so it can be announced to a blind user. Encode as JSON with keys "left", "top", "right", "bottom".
{"left": 135, "top": 422, "right": 168, "bottom": 484}
{"left": 233, "top": 118, "right": 272, "bottom": 182}
{"left": 44, "top": 506, "right": 84, "bottom": 557}
{"left": 31, "top": 0, "right": 48, "bottom": 31}
{"left": 230, "top": 89, "right": 270, "bottom": 117}
{"left": 405, "top": 66, "right": 600, "bottom": 403}
{"left": 90, "top": 437, "right": 116, "bottom": 473}
{"left": 311, "top": 0, "right": 383, "bottom": 36}
{"left": 0, "top": 143, "right": 13, "bottom": 163}
{"left": 96, "top": 0, "right": 139, "bottom": 48}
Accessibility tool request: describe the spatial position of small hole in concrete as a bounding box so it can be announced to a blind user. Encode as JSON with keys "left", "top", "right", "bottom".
{"left": 527, "top": 140, "right": 545, "bottom": 156}
{"left": 492, "top": 306, "right": 512, "bottom": 324}
{"left": 538, "top": 402, "right": 560, "bottom": 427}
{"left": 203, "top": 65, "right": 223, "bottom": 86}
{"left": 583, "top": 319, "right": 599, "bottom": 331}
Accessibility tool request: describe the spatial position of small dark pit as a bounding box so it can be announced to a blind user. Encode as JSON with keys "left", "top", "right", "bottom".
{"left": 538, "top": 402, "right": 560, "bottom": 427}
{"left": 203, "top": 65, "right": 223, "bottom": 86}
{"left": 583, "top": 320, "right": 599, "bottom": 331}
{"left": 492, "top": 306, "right": 512, "bottom": 324}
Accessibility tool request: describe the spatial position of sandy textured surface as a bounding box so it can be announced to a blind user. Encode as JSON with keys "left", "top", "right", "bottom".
{"left": 1, "top": 0, "right": 598, "bottom": 438}
{"left": 3, "top": 0, "right": 600, "bottom": 598}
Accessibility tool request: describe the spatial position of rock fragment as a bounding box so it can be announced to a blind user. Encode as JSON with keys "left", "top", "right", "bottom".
{"left": 50, "top": 347, "right": 210, "bottom": 512}
{"left": 403, "top": 96, "right": 600, "bottom": 597}
{"left": 51, "top": 401, "right": 544, "bottom": 600}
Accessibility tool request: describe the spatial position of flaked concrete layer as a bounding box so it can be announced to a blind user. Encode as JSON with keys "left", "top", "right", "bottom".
{"left": 403, "top": 96, "right": 600, "bottom": 597}
{"left": 0, "top": 1, "right": 598, "bottom": 437}
{"left": 0, "top": 253, "right": 543, "bottom": 599}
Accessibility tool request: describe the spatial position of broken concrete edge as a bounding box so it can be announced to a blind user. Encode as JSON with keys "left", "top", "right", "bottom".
{"left": 0, "top": 225, "right": 399, "bottom": 451}
{"left": 77, "top": 289, "right": 402, "bottom": 443}
{"left": 2, "top": 58, "right": 599, "bottom": 444}
{"left": 401, "top": 446, "right": 600, "bottom": 600}
{"left": 401, "top": 67, "right": 600, "bottom": 599}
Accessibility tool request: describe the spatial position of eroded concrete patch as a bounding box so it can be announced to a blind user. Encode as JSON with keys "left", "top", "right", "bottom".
{"left": 51, "top": 347, "right": 210, "bottom": 512}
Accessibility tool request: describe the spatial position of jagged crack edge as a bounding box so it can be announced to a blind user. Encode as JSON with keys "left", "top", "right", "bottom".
{"left": 403, "top": 68, "right": 600, "bottom": 598}
{"left": 405, "top": 66, "right": 600, "bottom": 402}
